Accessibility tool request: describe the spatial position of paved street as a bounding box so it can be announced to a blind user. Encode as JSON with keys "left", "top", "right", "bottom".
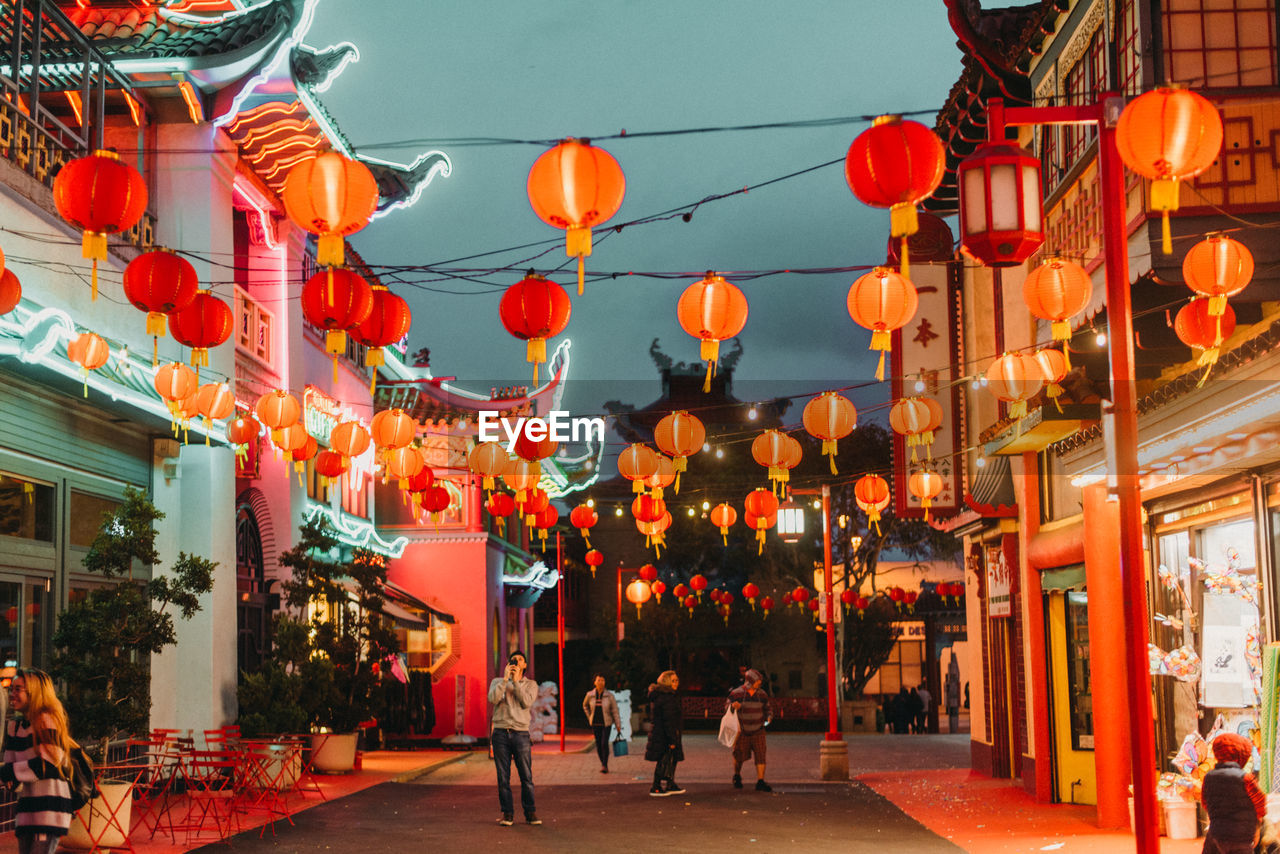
{"left": 189, "top": 734, "right": 970, "bottom": 853}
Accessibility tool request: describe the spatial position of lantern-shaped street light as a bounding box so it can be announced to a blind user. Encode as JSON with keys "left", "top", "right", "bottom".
{"left": 777, "top": 499, "right": 804, "bottom": 544}
{"left": 957, "top": 142, "right": 1044, "bottom": 267}
{"left": 625, "top": 578, "right": 651, "bottom": 619}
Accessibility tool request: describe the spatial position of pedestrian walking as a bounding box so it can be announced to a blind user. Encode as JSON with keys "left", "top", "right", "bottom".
{"left": 915, "top": 683, "right": 932, "bottom": 734}
{"left": 893, "top": 687, "right": 912, "bottom": 734}
{"left": 728, "top": 668, "right": 772, "bottom": 792}
{"left": 0, "top": 668, "right": 76, "bottom": 854}
{"left": 944, "top": 654, "right": 961, "bottom": 734}
{"left": 644, "top": 670, "right": 684, "bottom": 797}
{"left": 1199, "top": 732, "right": 1265, "bottom": 853}
{"left": 907, "top": 687, "right": 925, "bottom": 733}
{"left": 487, "top": 650, "right": 540, "bottom": 826}
{"left": 582, "top": 674, "right": 621, "bottom": 773}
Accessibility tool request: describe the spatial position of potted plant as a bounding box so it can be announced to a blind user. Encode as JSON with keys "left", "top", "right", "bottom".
{"left": 241, "top": 517, "right": 396, "bottom": 773}
{"left": 50, "top": 486, "right": 215, "bottom": 849}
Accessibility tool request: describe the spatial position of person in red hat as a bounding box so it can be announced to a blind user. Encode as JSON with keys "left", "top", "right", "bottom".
{"left": 1200, "top": 732, "right": 1265, "bottom": 853}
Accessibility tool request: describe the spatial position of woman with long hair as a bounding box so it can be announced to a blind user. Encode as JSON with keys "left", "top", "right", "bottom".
{"left": 644, "top": 670, "right": 684, "bottom": 797}
{"left": 0, "top": 668, "right": 76, "bottom": 854}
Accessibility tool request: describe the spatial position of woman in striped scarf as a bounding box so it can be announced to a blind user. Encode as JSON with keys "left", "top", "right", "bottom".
{"left": 0, "top": 669, "right": 76, "bottom": 854}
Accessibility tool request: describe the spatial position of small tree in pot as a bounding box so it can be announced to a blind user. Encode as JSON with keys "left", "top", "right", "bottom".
{"left": 51, "top": 486, "right": 216, "bottom": 760}
{"left": 240, "top": 518, "right": 396, "bottom": 767}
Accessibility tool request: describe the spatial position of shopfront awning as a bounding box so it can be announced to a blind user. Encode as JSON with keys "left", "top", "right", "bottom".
{"left": 337, "top": 579, "right": 456, "bottom": 628}
{"left": 1027, "top": 517, "right": 1085, "bottom": 570}
{"left": 983, "top": 403, "right": 1101, "bottom": 455}
{"left": 1040, "top": 564, "right": 1087, "bottom": 592}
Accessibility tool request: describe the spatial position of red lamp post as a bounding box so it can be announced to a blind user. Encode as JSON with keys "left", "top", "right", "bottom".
{"left": 974, "top": 95, "right": 1160, "bottom": 854}
{"left": 956, "top": 141, "right": 1044, "bottom": 267}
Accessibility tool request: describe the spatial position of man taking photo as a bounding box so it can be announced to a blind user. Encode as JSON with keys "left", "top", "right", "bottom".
{"left": 488, "top": 650, "right": 540, "bottom": 826}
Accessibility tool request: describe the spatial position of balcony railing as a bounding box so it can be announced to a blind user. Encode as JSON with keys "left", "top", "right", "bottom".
{"left": 0, "top": 0, "right": 154, "bottom": 246}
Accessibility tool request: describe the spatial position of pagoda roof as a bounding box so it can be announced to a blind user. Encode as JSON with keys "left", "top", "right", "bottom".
{"left": 67, "top": 2, "right": 290, "bottom": 62}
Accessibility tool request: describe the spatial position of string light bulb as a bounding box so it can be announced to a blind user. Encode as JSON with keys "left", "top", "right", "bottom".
{"left": 913, "top": 376, "right": 926, "bottom": 393}
{"left": 747, "top": 405, "right": 759, "bottom": 420}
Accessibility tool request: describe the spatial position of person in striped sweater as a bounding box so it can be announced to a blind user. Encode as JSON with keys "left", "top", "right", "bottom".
{"left": 0, "top": 669, "right": 75, "bottom": 854}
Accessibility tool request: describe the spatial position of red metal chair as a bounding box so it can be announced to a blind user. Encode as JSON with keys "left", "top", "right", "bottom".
{"left": 71, "top": 761, "right": 149, "bottom": 854}
{"left": 171, "top": 748, "right": 244, "bottom": 843}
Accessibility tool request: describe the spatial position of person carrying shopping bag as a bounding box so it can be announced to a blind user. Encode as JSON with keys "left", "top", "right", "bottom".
{"left": 582, "top": 674, "right": 621, "bottom": 773}
{"left": 644, "top": 671, "right": 684, "bottom": 797}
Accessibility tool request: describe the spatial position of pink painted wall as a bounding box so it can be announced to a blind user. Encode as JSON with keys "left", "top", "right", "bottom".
{"left": 388, "top": 536, "right": 506, "bottom": 738}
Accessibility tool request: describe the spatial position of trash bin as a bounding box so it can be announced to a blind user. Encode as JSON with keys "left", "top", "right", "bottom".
{"left": 1164, "top": 800, "right": 1198, "bottom": 839}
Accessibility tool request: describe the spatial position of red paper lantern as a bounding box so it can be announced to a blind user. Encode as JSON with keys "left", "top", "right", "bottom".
{"left": 1023, "top": 258, "right": 1092, "bottom": 365}
{"left": 0, "top": 268, "right": 19, "bottom": 315}
{"left": 420, "top": 484, "right": 452, "bottom": 522}
{"left": 847, "top": 267, "right": 919, "bottom": 381}
{"left": 782, "top": 592, "right": 794, "bottom": 607}
{"left": 744, "top": 488, "right": 779, "bottom": 519}
{"left": 1116, "top": 88, "right": 1223, "bottom": 253}
{"left": 569, "top": 505, "right": 598, "bottom": 544}
{"left": 487, "top": 491, "right": 515, "bottom": 518}
{"left": 709, "top": 588, "right": 723, "bottom": 604}
{"left": 709, "top": 502, "right": 737, "bottom": 544}
{"left": 352, "top": 285, "right": 411, "bottom": 382}
{"left": 792, "top": 587, "right": 811, "bottom": 608}
{"left": 957, "top": 141, "right": 1044, "bottom": 267}
{"left": 513, "top": 431, "right": 559, "bottom": 463}
{"left": 742, "top": 582, "right": 760, "bottom": 609}
{"left": 625, "top": 577, "right": 652, "bottom": 617}
{"left": 683, "top": 594, "right": 698, "bottom": 616}
{"left": 281, "top": 151, "right": 379, "bottom": 267}
{"left": 502, "top": 458, "right": 542, "bottom": 499}
{"left": 689, "top": 574, "right": 708, "bottom": 600}
{"left": 639, "top": 564, "right": 658, "bottom": 583}
{"left": 532, "top": 504, "right": 559, "bottom": 547}
{"left": 844, "top": 115, "right": 945, "bottom": 277}
{"left": 839, "top": 589, "right": 857, "bottom": 610}
{"left": 272, "top": 423, "right": 310, "bottom": 454}
{"left": 760, "top": 595, "right": 775, "bottom": 618}
{"left": 986, "top": 352, "right": 1044, "bottom": 420}
{"left": 499, "top": 274, "right": 571, "bottom": 385}
{"left": 632, "top": 494, "right": 666, "bottom": 525}
{"left": 67, "top": 332, "right": 109, "bottom": 396}
{"left": 404, "top": 468, "right": 435, "bottom": 495}
{"left": 643, "top": 455, "right": 676, "bottom": 499}
{"left": 677, "top": 274, "right": 748, "bottom": 392}
{"left": 290, "top": 435, "right": 319, "bottom": 476}
{"left": 515, "top": 487, "right": 550, "bottom": 525}
{"left": 155, "top": 362, "right": 198, "bottom": 413}
{"left": 1033, "top": 348, "right": 1069, "bottom": 411}
{"left": 908, "top": 469, "right": 944, "bottom": 520}
{"left": 314, "top": 449, "right": 349, "bottom": 486}
{"left": 301, "top": 267, "right": 374, "bottom": 356}
{"left": 123, "top": 249, "right": 198, "bottom": 344}
{"left": 225, "top": 415, "right": 260, "bottom": 450}
{"left": 52, "top": 150, "right": 148, "bottom": 300}
{"left": 527, "top": 138, "right": 626, "bottom": 295}
{"left": 803, "top": 391, "right": 857, "bottom": 474}
{"left": 169, "top": 290, "right": 232, "bottom": 370}
{"left": 651, "top": 579, "right": 667, "bottom": 603}
{"left": 1176, "top": 297, "right": 1237, "bottom": 371}
{"left": 584, "top": 548, "right": 604, "bottom": 576}
{"left": 855, "top": 474, "right": 891, "bottom": 535}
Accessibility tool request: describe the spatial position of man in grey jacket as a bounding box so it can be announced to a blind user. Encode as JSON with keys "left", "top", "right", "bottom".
{"left": 488, "top": 650, "right": 540, "bottom": 826}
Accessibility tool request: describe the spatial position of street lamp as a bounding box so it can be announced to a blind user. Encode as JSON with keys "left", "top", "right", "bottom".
{"left": 777, "top": 499, "right": 804, "bottom": 544}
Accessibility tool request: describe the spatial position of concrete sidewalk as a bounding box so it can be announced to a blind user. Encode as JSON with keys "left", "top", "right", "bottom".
{"left": 4, "top": 731, "right": 1208, "bottom": 853}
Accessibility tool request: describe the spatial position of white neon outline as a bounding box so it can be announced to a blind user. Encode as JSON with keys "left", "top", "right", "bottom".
{"left": 232, "top": 180, "right": 278, "bottom": 249}
{"left": 303, "top": 500, "right": 407, "bottom": 558}
{"left": 213, "top": 0, "right": 321, "bottom": 127}
{"left": 306, "top": 42, "right": 359, "bottom": 94}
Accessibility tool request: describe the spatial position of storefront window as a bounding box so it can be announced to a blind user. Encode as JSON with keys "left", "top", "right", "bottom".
{"left": 0, "top": 476, "right": 54, "bottom": 542}
{"left": 68, "top": 492, "right": 121, "bottom": 548}
{"left": 401, "top": 619, "right": 453, "bottom": 674}
{"left": 1064, "top": 592, "right": 1093, "bottom": 749}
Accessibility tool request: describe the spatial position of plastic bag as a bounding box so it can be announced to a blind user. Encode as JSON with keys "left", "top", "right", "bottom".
{"left": 718, "top": 707, "right": 739, "bottom": 748}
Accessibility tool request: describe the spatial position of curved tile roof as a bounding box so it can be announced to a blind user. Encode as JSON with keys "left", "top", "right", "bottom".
{"left": 67, "top": 2, "right": 291, "bottom": 60}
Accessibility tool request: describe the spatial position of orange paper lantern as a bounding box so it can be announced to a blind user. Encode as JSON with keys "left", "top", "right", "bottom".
{"left": 254, "top": 389, "right": 300, "bottom": 430}
{"left": 281, "top": 151, "right": 379, "bottom": 267}
{"left": 526, "top": 139, "right": 626, "bottom": 295}
{"left": 847, "top": 267, "right": 918, "bottom": 381}
{"left": 1116, "top": 88, "right": 1223, "bottom": 253}
{"left": 468, "top": 441, "right": 509, "bottom": 492}
{"left": 370, "top": 408, "right": 416, "bottom": 449}
{"left": 617, "top": 444, "right": 659, "bottom": 494}
{"left": 330, "top": 421, "right": 371, "bottom": 459}
{"left": 654, "top": 410, "right": 705, "bottom": 491}
{"left": 0, "top": 268, "right": 20, "bottom": 315}
{"left": 676, "top": 274, "right": 748, "bottom": 392}
{"left": 908, "top": 469, "right": 944, "bottom": 520}
{"left": 803, "top": 391, "right": 857, "bottom": 474}
{"left": 709, "top": 502, "right": 737, "bottom": 545}
{"left": 1022, "top": 257, "right": 1092, "bottom": 366}
{"left": 67, "top": 332, "right": 109, "bottom": 396}
{"left": 855, "top": 474, "right": 891, "bottom": 535}
{"left": 52, "top": 150, "right": 148, "bottom": 300}
{"left": 986, "top": 352, "right": 1044, "bottom": 421}
{"left": 1182, "top": 234, "right": 1253, "bottom": 340}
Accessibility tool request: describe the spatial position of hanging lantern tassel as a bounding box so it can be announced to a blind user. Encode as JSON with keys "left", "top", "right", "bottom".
{"left": 366, "top": 346, "right": 385, "bottom": 395}
{"left": 719, "top": 525, "right": 729, "bottom": 546}
{"left": 920, "top": 429, "right": 935, "bottom": 461}
{"left": 482, "top": 475, "right": 495, "bottom": 492}
{"left": 922, "top": 497, "right": 932, "bottom": 522}
{"left": 578, "top": 528, "right": 592, "bottom": 548}
{"left": 870, "top": 330, "right": 890, "bottom": 382}
{"left": 1008, "top": 400, "right": 1029, "bottom": 421}
{"left": 527, "top": 337, "right": 546, "bottom": 386}
{"left": 566, "top": 226, "right": 591, "bottom": 296}
{"left": 317, "top": 234, "right": 344, "bottom": 268}
{"left": 203, "top": 416, "right": 212, "bottom": 447}
{"left": 822, "top": 439, "right": 838, "bottom": 475}
{"left": 1151, "top": 177, "right": 1178, "bottom": 255}
{"left": 1046, "top": 379, "right": 1065, "bottom": 413}
{"left": 632, "top": 477, "right": 644, "bottom": 495}
{"left": 635, "top": 603, "right": 642, "bottom": 620}
{"left": 495, "top": 516, "right": 506, "bottom": 538}
{"left": 868, "top": 507, "right": 883, "bottom": 537}
{"left": 673, "top": 457, "right": 686, "bottom": 494}
{"left": 82, "top": 231, "right": 107, "bottom": 301}
{"left": 890, "top": 203, "right": 918, "bottom": 279}
{"left": 1051, "top": 320, "right": 1074, "bottom": 372}
{"left": 756, "top": 523, "right": 766, "bottom": 556}
{"left": 146, "top": 313, "right": 166, "bottom": 367}
{"left": 326, "top": 330, "right": 347, "bottom": 384}
{"left": 295, "top": 461, "right": 305, "bottom": 488}
{"left": 701, "top": 339, "right": 719, "bottom": 392}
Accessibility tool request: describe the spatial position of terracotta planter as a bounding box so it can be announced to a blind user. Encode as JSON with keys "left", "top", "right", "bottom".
{"left": 63, "top": 781, "right": 133, "bottom": 850}
{"left": 309, "top": 732, "right": 358, "bottom": 774}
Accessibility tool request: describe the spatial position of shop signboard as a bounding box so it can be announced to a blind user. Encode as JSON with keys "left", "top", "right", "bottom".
{"left": 1201, "top": 590, "right": 1256, "bottom": 708}
{"left": 986, "top": 545, "right": 1011, "bottom": 618}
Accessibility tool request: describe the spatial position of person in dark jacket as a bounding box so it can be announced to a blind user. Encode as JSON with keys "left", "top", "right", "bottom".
{"left": 1201, "top": 731, "right": 1265, "bottom": 853}
{"left": 644, "top": 671, "right": 684, "bottom": 797}
{"left": 893, "top": 687, "right": 912, "bottom": 734}
{"left": 908, "top": 687, "right": 925, "bottom": 734}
